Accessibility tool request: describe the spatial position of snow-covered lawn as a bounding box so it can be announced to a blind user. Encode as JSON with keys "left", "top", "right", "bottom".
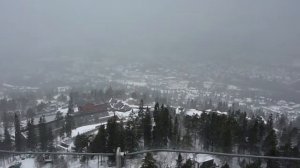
{"left": 11, "top": 157, "right": 108, "bottom": 168}
{"left": 71, "top": 123, "right": 106, "bottom": 137}
{"left": 186, "top": 109, "right": 203, "bottom": 116}
{"left": 185, "top": 109, "right": 228, "bottom": 117}
{"left": 21, "top": 158, "right": 35, "bottom": 168}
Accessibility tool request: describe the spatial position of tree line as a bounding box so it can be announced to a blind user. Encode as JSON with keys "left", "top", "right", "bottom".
{"left": 73, "top": 101, "right": 300, "bottom": 168}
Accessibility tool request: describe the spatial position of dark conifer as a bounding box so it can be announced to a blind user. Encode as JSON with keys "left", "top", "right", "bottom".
{"left": 182, "top": 159, "right": 193, "bottom": 168}
{"left": 74, "top": 134, "right": 89, "bottom": 152}
{"left": 143, "top": 107, "right": 152, "bottom": 148}
{"left": 176, "top": 153, "right": 183, "bottom": 168}
{"left": 3, "top": 126, "right": 12, "bottom": 150}
{"left": 65, "top": 113, "right": 74, "bottom": 137}
{"left": 39, "top": 116, "right": 48, "bottom": 151}
{"left": 141, "top": 153, "right": 157, "bottom": 168}
{"left": 26, "top": 118, "right": 36, "bottom": 150}
{"left": 221, "top": 163, "right": 230, "bottom": 168}
{"left": 91, "top": 125, "right": 107, "bottom": 153}
{"left": 47, "top": 127, "right": 54, "bottom": 151}
{"left": 14, "top": 114, "right": 22, "bottom": 151}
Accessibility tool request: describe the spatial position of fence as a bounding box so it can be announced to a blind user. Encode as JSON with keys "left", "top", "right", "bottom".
{"left": 2, "top": 149, "right": 300, "bottom": 168}
{"left": 0, "top": 150, "right": 114, "bottom": 168}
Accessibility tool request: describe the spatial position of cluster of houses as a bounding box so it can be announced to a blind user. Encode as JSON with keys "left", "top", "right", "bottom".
{"left": 19, "top": 98, "right": 134, "bottom": 142}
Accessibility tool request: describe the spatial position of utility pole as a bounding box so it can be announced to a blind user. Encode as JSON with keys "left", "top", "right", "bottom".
{"left": 116, "top": 147, "right": 121, "bottom": 168}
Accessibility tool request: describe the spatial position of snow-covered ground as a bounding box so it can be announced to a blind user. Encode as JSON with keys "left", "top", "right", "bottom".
{"left": 21, "top": 158, "right": 35, "bottom": 168}
{"left": 185, "top": 109, "right": 227, "bottom": 117}
{"left": 71, "top": 122, "right": 106, "bottom": 137}
{"left": 4, "top": 156, "right": 106, "bottom": 168}
{"left": 58, "top": 106, "right": 79, "bottom": 116}
{"left": 126, "top": 152, "right": 221, "bottom": 168}
{"left": 109, "top": 110, "right": 139, "bottom": 120}
{"left": 186, "top": 109, "right": 203, "bottom": 116}
{"left": 2, "top": 152, "right": 222, "bottom": 168}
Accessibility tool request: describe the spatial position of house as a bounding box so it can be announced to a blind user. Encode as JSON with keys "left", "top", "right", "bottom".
{"left": 198, "top": 159, "right": 216, "bottom": 168}
{"left": 109, "top": 98, "right": 132, "bottom": 112}
{"left": 187, "top": 154, "right": 218, "bottom": 168}
{"left": 79, "top": 103, "right": 109, "bottom": 113}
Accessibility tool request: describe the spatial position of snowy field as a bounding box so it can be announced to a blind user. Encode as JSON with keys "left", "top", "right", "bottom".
{"left": 71, "top": 122, "right": 107, "bottom": 138}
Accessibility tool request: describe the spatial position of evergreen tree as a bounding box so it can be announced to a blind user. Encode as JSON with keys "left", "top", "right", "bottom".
{"left": 14, "top": 114, "right": 22, "bottom": 151}
{"left": 263, "top": 129, "right": 277, "bottom": 154}
{"left": 106, "top": 116, "right": 124, "bottom": 161}
{"left": 248, "top": 118, "right": 259, "bottom": 153}
{"left": 39, "top": 116, "right": 48, "bottom": 151}
{"left": 266, "top": 114, "right": 274, "bottom": 133}
{"left": 210, "top": 113, "right": 223, "bottom": 151}
{"left": 182, "top": 131, "right": 192, "bottom": 149}
{"left": 105, "top": 86, "right": 113, "bottom": 100}
{"left": 153, "top": 104, "right": 167, "bottom": 147}
{"left": 3, "top": 126, "right": 12, "bottom": 150}
{"left": 258, "top": 118, "right": 266, "bottom": 141}
{"left": 221, "top": 163, "right": 230, "bottom": 168}
{"left": 47, "top": 127, "right": 54, "bottom": 151}
{"left": 118, "top": 120, "right": 126, "bottom": 151}
{"left": 288, "top": 147, "right": 300, "bottom": 168}
{"left": 176, "top": 153, "right": 183, "bottom": 168}
{"left": 91, "top": 125, "right": 107, "bottom": 153}
{"left": 26, "top": 108, "right": 35, "bottom": 119}
{"left": 26, "top": 118, "right": 36, "bottom": 150}
{"left": 189, "top": 115, "right": 199, "bottom": 147}
{"left": 2, "top": 106, "right": 8, "bottom": 128}
{"left": 68, "top": 92, "right": 74, "bottom": 114}
{"left": 280, "top": 128, "right": 291, "bottom": 146}
{"left": 168, "top": 114, "right": 174, "bottom": 147}
{"left": 55, "top": 111, "right": 63, "bottom": 120}
{"left": 143, "top": 107, "right": 152, "bottom": 148}
{"left": 153, "top": 102, "right": 159, "bottom": 121}
{"left": 222, "top": 119, "right": 232, "bottom": 153}
{"left": 141, "top": 153, "right": 157, "bottom": 168}
{"left": 106, "top": 116, "right": 118, "bottom": 153}
{"left": 138, "top": 99, "right": 144, "bottom": 118}
{"left": 266, "top": 148, "right": 280, "bottom": 168}
{"left": 60, "top": 125, "right": 65, "bottom": 137}
{"left": 182, "top": 159, "right": 193, "bottom": 168}
{"left": 173, "top": 116, "right": 180, "bottom": 147}
{"left": 264, "top": 122, "right": 279, "bottom": 168}
{"left": 160, "top": 107, "right": 170, "bottom": 146}
{"left": 74, "top": 134, "right": 89, "bottom": 152}
{"left": 0, "top": 138, "right": 3, "bottom": 150}
{"left": 199, "top": 112, "right": 211, "bottom": 151}
{"left": 277, "top": 114, "right": 288, "bottom": 130}
{"left": 65, "top": 113, "right": 74, "bottom": 137}
{"left": 236, "top": 112, "right": 248, "bottom": 153}
{"left": 125, "top": 116, "right": 139, "bottom": 152}
{"left": 136, "top": 100, "right": 145, "bottom": 140}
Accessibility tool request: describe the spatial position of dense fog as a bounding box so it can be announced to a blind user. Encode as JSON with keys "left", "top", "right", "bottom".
{"left": 1, "top": 0, "right": 300, "bottom": 69}
{"left": 2, "top": 1, "right": 300, "bottom": 168}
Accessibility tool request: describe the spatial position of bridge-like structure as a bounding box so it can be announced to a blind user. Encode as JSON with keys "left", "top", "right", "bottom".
{"left": 1, "top": 149, "right": 300, "bottom": 168}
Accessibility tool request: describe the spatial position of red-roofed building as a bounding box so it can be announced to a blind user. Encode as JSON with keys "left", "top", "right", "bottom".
{"left": 79, "top": 103, "right": 109, "bottom": 113}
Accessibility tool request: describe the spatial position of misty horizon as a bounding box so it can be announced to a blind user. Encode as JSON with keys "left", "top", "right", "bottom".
{"left": 0, "top": 0, "right": 299, "bottom": 66}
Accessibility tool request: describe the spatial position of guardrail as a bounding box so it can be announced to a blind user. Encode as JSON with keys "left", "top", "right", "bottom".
{"left": 2, "top": 148, "right": 300, "bottom": 167}
{"left": 0, "top": 150, "right": 114, "bottom": 168}
{"left": 0, "top": 150, "right": 114, "bottom": 156}
{"left": 126, "top": 149, "right": 300, "bottom": 161}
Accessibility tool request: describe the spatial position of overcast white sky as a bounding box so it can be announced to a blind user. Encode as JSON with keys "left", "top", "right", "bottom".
{"left": 0, "top": 0, "right": 299, "bottom": 64}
